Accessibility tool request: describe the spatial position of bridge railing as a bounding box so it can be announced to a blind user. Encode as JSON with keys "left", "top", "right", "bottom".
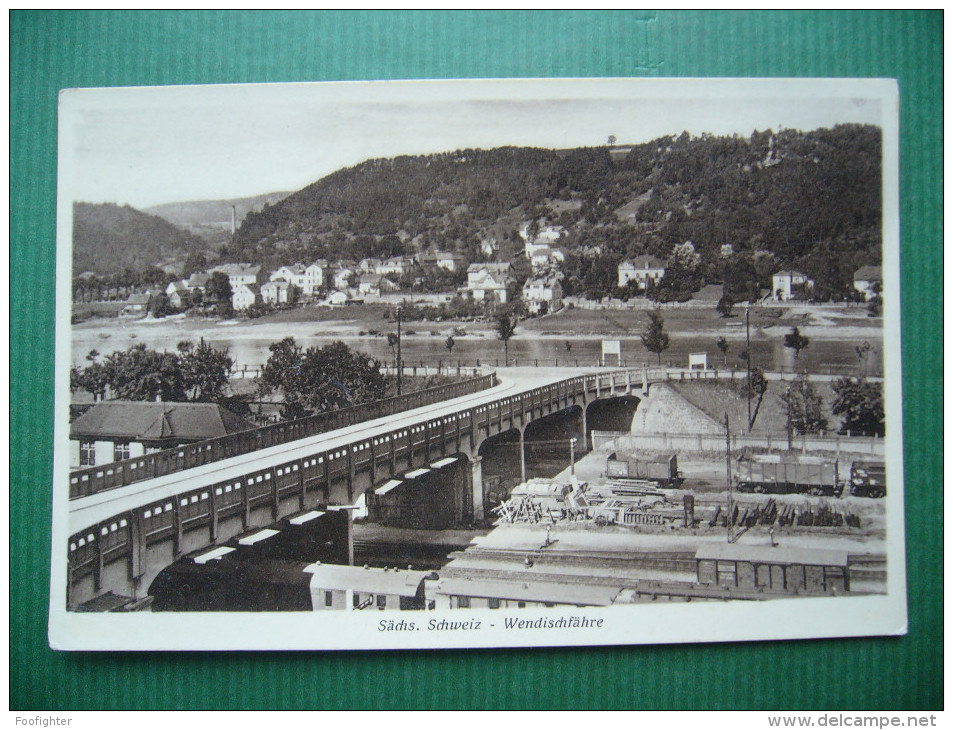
{"left": 69, "top": 371, "right": 498, "bottom": 500}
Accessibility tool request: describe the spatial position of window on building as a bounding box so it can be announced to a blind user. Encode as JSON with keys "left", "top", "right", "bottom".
{"left": 114, "top": 441, "right": 131, "bottom": 461}
{"left": 325, "top": 591, "right": 333, "bottom": 608}
{"left": 353, "top": 593, "right": 361, "bottom": 608}
{"left": 488, "top": 598, "right": 500, "bottom": 609}
{"left": 80, "top": 441, "right": 95, "bottom": 467}
{"left": 457, "top": 596, "right": 471, "bottom": 609}
{"left": 376, "top": 594, "right": 387, "bottom": 610}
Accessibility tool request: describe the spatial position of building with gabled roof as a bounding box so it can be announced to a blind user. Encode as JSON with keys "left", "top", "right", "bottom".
{"left": 853, "top": 265, "right": 882, "bottom": 301}
{"left": 69, "top": 401, "right": 255, "bottom": 469}
{"left": 617, "top": 256, "right": 666, "bottom": 289}
{"left": 772, "top": 270, "right": 813, "bottom": 301}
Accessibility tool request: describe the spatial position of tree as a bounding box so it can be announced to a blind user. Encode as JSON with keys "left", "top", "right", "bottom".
{"left": 102, "top": 343, "right": 187, "bottom": 402}
{"left": 287, "top": 283, "right": 301, "bottom": 307}
{"left": 855, "top": 341, "right": 872, "bottom": 376}
{"left": 207, "top": 271, "right": 233, "bottom": 315}
{"left": 148, "top": 292, "right": 176, "bottom": 318}
{"left": 780, "top": 375, "right": 828, "bottom": 435}
{"left": 783, "top": 326, "right": 810, "bottom": 360}
{"left": 716, "top": 294, "right": 735, "bottom": 318}
{"left": 444, "top": 335, "right": 455, "bottom": 356}
{"left": 640, "top": 310, "right": 670, "bottom": 365}
{"left": 716, "top": 336, "right": 729, "bottom": 366}
{"left": 495, "top": 311, "right": 517, "bottom": 365}
{"left": 386, "top": 332, "right": 400, "bottom": 361}
{"left": 259, "top": 337, "right": 306, "bottom": 419}
{"left": 177, "top": 338, "right": 233, "bottom": 402}
{"left": 831, "top": 377, "right": 884, "bottom": 436}
{"left": 259, "top": 337, "right": 386, "bottom": 420}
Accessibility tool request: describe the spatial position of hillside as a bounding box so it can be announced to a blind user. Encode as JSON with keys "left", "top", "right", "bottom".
{"left": 226, "top": 124, "right": 883, "bottom": 300}
{"left": 144, "top": 191, "right": 291, "bottom": 242}
{"left": 72, "top": 202, "right": 209, "bottom": 276}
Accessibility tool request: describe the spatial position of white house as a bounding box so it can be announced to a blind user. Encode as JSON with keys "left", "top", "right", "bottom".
{"left": 853, "top": 265, "right": 882, "bottom": 301}
{"left": 617, "top": 256, "right": 666, "bottom": 289}
{"left": 522, "top": 276, "right": 563, "bottom": 315}
{"left": 303, "top": 260, "right": 328, "bottom": 295}
{"left": 270, "top": 264, "right": 307, "bottom": 289}
{"left": 261, "top": 278, "right": 291, "bottom": 305}
{"left": 333, "top": 267, "right": 355, "bottom": 291}
{"left": 376, "top": 256, "right": 414, "bottom": 277}
{"left": 529, "top": 246, "right": 566, "bottom": 271}
{"left": 232, "top": 282, "right": 259, "bottom": 311}
{"left": 772, "top": 270, "right": 813, "bottom": 301}
{"left": 326, "top": 290, "right": 348, "bottom": 306}
{"left": 467, "top": 263, "right": 512, "bottom": 303}
{"left": 358, "top": 258, "right": 382, "bottom": 274}
{"left": 70, "top": 401, "right": 255, "bottom": 470}
{"left": 210, "top": 263, "right": 261, "bottom": 290}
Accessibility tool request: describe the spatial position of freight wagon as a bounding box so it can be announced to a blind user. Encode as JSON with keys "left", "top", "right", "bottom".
{"left": 606, "top": 453, "right": 681, "bottom": 488}
{"left": 735, "top": 454, "right": 842, "bottom": 497}
{"left": 849, "top": 460, "right": 886, "bottom": 498}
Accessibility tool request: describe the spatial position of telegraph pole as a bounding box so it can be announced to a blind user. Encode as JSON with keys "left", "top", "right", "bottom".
{"left": 746, "top": 303, "right": 752, "bottom": 431}
{"left": 396, "top": 307, "right": 403, "bottom": 396}
{"left": 725, "top": 412, "right": 733, "bottom": 543}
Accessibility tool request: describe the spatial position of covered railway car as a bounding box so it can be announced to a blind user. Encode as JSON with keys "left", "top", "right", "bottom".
{"left": 149, "top": 549, "right": 437, "bottom": 611}
{"left": 606, "top": 452, "right": 681, "bottom": 487}
{"left": 735, "top": 454, "right": 842, "bottom": 497}
{"left": 850, "top": 460, "right": 886, "bottom": 498}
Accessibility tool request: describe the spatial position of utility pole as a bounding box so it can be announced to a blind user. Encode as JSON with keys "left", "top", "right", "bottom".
{"left": 746, "top": 303, "right": 752, "bottom": 432}
{"left": 396, "top": 307, "right": 403, "bottom": 396}
{"left": 725, "top": 412, "right": 733, "bottom": 543}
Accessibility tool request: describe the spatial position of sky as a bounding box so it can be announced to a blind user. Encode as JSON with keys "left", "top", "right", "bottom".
{"left": 59, "top": 78, "right": 888, "bottom": 210}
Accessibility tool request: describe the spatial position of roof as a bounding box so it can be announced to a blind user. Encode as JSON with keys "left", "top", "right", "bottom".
{"left": 695, "top": 543, "right": 849, "bottom": 567}
{"left": 70, "top": 401, "right": 256, "bottom": 442}
{"left": 434, "top": 576, "right": 622, "bottom": 606}
{"left": 303, "top": 563, "right": 434, "bottom": 597}
{"left": 854, "top": 265, "right": 882, "bottom": 281}
{"left": 186, "top": 273, "right": 210, "bottom": 287}
{"left": 773, "top": 269, "right": 807, "bottom": 278}
{"left": 308, "top": 259, "right": 328, "bottom": 269}
{"left": 467, "top": 262, "right": 511, "bottom": 273}
{"left": 620, "top": 256, "right": 665, "bottom": 270}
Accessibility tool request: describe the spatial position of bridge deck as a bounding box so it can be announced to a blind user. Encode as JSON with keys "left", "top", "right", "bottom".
{"left": 67, "top": 367, "right": 616, "bottom": 534}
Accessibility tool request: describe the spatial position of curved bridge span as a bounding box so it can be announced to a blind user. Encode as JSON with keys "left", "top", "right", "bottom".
{"left": 64, "top": 366, "right": 664, "bottom": 607}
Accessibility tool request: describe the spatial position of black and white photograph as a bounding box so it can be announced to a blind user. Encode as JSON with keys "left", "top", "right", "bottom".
{"left": 50, "top": 78, "right": 905, "bottom": 651}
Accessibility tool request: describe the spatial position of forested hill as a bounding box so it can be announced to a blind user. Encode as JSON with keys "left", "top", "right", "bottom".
{"left": 227, "top": 124, "right": 882, "bottom": 299}
{"left": 73, "top": 202, "right": 208, "bottom": 276}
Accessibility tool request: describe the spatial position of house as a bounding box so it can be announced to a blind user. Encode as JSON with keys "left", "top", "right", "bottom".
{"left": 210, "top": 263, "right": 261, "bottom": 290}
{"left": 304, "top": 260, "right": 328, "bottom": 295}
{"left": 772, "top": 270, "right": 813, "bottom": 301}
{"left": 376, "top": 256, "right": 414, "bottom": 277}
{"left": 358, "top": 258, "right": 382, "bottom": 274}
{"left": 617, "top": 256, "right": 666, "bottom": 289}
{"left": 186, "top": 272, "right": 210, "bottom": 291}
{"left": 467, "top": 263, "right": 512, "bottom": 303}
{"left": 270, "top": 264, "right": 307, "bottom": 290}
{"left": 853, "top": 265, "right": 882, "bottom": 301}
{"left": 479, "top": 236, "right": 499, "bottom": 258}
{"left": 357, "top": 274, "right": 398, "bottom": 296}
{"left": 231, "top": 282, "right": 259, "bottom": 311}
{"left": 529, "top": 245, "right": 566, "bottom": 271}
{"left": 522, "top": 276, "right": 563, "bottom": 315}
{"left": 261, "top": 278, "right": 291, "bottom": 305}
{"left": 69, "top": 401, "right": 256, "bottom": 469}
{"left": 333, "top": 267, "right": 355, "bottom": 291}
{"left": 326, "top": 290, "right": 348, "bottom": 306}
{"left": 418, "top": 250, "right": 465, "bottom": 272}
{"left": 121, "top": 292, "right": 150, "bottom": 316}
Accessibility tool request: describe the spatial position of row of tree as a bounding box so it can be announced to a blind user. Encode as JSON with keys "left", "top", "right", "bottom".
{"left": 70, "top": 340, "right": 233, "bottom": 403}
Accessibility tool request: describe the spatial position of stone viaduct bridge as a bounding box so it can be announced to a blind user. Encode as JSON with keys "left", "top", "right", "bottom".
{"left": 64, "top": 366, "right": 663, "bottom": 608}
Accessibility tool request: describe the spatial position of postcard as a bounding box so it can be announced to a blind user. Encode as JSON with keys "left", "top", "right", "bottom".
{"left": 49, "top": 78, "right": 905, "bottom": 650}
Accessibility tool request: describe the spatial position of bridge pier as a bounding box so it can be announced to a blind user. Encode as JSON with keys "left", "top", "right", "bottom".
{"left": 471, "top": 456, "right": 484, "bottom": 525}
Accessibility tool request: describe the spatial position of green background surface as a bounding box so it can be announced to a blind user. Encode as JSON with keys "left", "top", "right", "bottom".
{"left": 10, "top": 11, "right": 942, "bottom": 710}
